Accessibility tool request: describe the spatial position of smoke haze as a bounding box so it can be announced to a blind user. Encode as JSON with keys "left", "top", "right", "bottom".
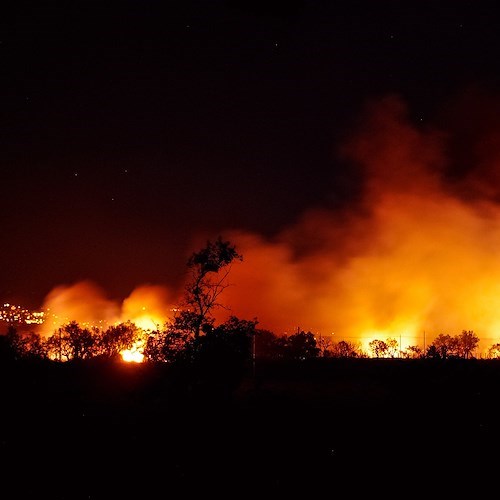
{"left": 41, "top": 92, "right": 500, "bottom": 354}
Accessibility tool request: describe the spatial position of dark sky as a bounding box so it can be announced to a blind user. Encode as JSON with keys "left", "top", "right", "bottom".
{"left": 2, "top": 0, "right": 500, "bottom": 308}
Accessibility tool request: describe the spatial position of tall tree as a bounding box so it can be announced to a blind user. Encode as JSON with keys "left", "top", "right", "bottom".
{"left": 457, "top": 330, "right": 479, "bottom": 359}
{"left": 182, "top": 236, "right": 242, "bottom": 338}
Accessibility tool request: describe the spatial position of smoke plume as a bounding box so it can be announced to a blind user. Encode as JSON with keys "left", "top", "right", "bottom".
{"left": 41, "top": 91, "right": 500, "bottom": 355}
{"left": 217, "top": 93, "right": 500, "bottom": 354}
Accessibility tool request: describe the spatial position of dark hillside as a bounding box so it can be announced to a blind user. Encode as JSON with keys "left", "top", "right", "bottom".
{"left": 1, "top": 358, "right": 498, "bottom": 497}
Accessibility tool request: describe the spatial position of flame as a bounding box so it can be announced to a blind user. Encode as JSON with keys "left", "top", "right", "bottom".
{"left": 213, "top": 92, "right": 500, "bottom": 356}
{"left": 39, "top": 282, "right": 176, "bottom": 332}
{"left": 120, "top": 284, "right": 175, "bottom": 331}
{"left": 37, "top": 90, "right": 500, "bottom": 358}
{"left": 121, "top": 341, "right": 145, "bottom": 363}
{"left": 39, "top": 282, "right": 177, "bottom": 361}
{"left": 121, "top": 350, "right": 144, "bottom": 363}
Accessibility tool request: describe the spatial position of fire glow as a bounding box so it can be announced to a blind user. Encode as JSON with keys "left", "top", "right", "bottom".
{"left": 33, "top": 92, "right": 500, "bottom": 357}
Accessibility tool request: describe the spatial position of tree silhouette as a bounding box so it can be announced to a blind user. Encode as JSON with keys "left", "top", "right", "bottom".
{"left": 46, "top": 321, "right": 96, "bottom": 361}
{"left": 195, "top": 316, "right": 256, "bottom": 367}
{"left": 143, "top": 320, "right": 192, "bottom": 363}
{"left": 96, "top": 321, "right": 139, "bottom": 359}
{"left": 427, "top": 331, "right": 479, "bottom": 359}
{"left": 456, "top": 330, "right": 479, "bottom": 359}
{"left": 275, "top": 330, "right": 319, "bottom": 360}
{"left": 3, "top": 327, "right": 47, "bottom": 360}
{"left": 429, "top": 333, "right": 455, "bottom": 359}
{"left": 487, "top": 343, "right": 500, "bottom": 359}
{"left": 330, "top": 340, "right": 360, "bottom": 358}
{"left": 316, "top": 334, "right": 333, "bottom": 357}
{"left": 426, "top": 344, "right": 441, "bottom": 359}
{"left": 386, "top": 337, "right": 400, "bottom": 358}
{"left": 368, "top": 339, "right": 388, "bottom": 358}
{"left": 182, "top": 236, "right": 243, "bottom": 338}
{"left": 403, "top": 345, "right": 423, "bottom": 359}
{"left": 254, "top": 329, "right": 280, "bottom": 358}
{"left": 184, "top": 315, "right": 257, "bottom": 398}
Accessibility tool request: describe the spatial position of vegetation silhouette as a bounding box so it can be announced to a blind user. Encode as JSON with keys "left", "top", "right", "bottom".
{"left": 1, "top": 238, "right": 500, "bottom": 497}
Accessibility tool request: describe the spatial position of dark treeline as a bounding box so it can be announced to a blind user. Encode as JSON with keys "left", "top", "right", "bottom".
{"left": 3, "top": 237, "right": 500, "bottom": 367}
{"left": 0, "top": 321, "right": 495, "bottom": 366}
{"left": 1, "top": 238, "right": 499, "bottom": 497}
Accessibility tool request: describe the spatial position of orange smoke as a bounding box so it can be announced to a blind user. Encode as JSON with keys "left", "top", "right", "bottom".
{"left": 215, "top": 94, "right": 500, "bottom": 355}
{"left": 40, "top": 91, "right": 500, "bottom": 356}
{"left": 121, "top": 284, "right": 177, "bottom": 331}
{"left": 41, "top": 281, "right": 176, "bottom": 336}
{"left": 41, "top": 280, "right": 121, "bottom": 334}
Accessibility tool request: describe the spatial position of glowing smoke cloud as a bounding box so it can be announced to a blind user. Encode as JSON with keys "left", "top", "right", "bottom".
{"left": 217, "top": 94, "right": 500, "bottom": 354}
{"left": 41, "top": 280, "right": 121, "bottom": 334}
{"left": 41, "top": 92, "right": 500, "bottom": 355}
{"left": 121, "top": 284, "right": 177, "bottom": 331}
{"left": 41, "top": 280, "right": 176, "bottom": 335}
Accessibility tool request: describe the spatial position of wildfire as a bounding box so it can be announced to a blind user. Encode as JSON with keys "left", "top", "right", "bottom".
{"left": 213, "top": 93, "right": 500, "bottom": 356}
{"left": 120, "top": 341, "right": 145, "bottom": 363}
{"left": 12, "top": 92, "right": 500, "bottom": 358}
{"left": 37, "top": 281, "right": 175, "bottom": 335}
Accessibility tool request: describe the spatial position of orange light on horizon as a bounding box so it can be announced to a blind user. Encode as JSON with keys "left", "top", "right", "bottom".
{"left": 18, "top": 94, "right": 500, "bottom": 360}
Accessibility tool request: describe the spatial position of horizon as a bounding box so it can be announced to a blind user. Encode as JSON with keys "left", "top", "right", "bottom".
{"left": 4, "top": 2, "right": 500, "bottom": 355}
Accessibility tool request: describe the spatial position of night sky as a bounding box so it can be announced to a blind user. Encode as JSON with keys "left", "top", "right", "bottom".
{"left": 3, "top": 0, "right": 500, "bottom": 315}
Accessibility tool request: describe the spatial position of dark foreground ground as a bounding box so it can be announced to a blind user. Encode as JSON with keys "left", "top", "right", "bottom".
{"left": 1, "top": 357, "right": 500, "bottom": 498}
